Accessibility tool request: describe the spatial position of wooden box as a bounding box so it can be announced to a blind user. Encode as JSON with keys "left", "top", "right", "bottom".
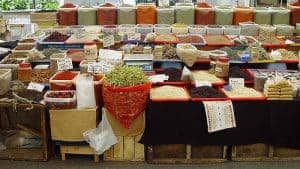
{"left": 147, "top": 144, "right": 227, "bottom": 164}
{"left": 0, "top": 103, "right": 50, "bottom": 161}
{"left": 273, "top": 146, "right": 300, "bottom": 161}
{"left": 104, "top": 134, "right": 144, "bottom": 161}
{"left": 60, "top": 145, "right": 100, "bottom": 162}
{"left": 231, "top": 144, "right": 274, "bottom": 161}
{"left": 49, "top": 108, "right": 99, "bottom": 142}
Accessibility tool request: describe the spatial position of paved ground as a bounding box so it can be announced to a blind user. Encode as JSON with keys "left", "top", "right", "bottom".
{"left": 1, "top": 157, "right": 300, "bottom": 169}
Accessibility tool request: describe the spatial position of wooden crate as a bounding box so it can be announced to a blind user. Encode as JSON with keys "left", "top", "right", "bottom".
{"left": 60, "top": 145, "right": 100, "bottom": 162}
{"left": 104, "top": 134, "right": 144, "bottom": 161}
{"left": 147, "top": 144, "right": 227, "bottom": 164}
{"left": 231, "top": 144, "right": 274, "bottom": 161}
{"left": 49, "top": 108, "right": 99, "bottom": 142}
{"left": 0, "top": 103, "right": 50, "bottom": 161}
{"left": 273, "top": 146, "right": 300, "bottom": 161}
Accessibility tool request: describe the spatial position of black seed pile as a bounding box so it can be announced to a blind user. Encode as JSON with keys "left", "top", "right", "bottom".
{"left": 163, "top": 68, "right": 182, "bottom": 82}
{"left": 229, "top": 66, "right": 252, "bottom": 81}
{"left": 189, "top": 86, "right": 226, "bottom": 98}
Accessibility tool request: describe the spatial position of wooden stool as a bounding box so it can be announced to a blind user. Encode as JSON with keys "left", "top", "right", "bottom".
{"left": 60, "top": 145, "right": 100, "bottom": 162}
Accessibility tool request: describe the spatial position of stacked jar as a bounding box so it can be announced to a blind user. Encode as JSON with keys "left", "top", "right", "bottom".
{"left": 18, "top": 62, "right": 32, "bottom": 82}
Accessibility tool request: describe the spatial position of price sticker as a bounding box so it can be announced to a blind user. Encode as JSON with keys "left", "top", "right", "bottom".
{"left": 27, "top": 82, "right": 45, "bottom": 92}
{"left": 57, "top": 58, "right": 73, "bottom": 71}
{"left": 195, "top": 80, "right": 212, "bottom": 87}
{"left": 103, "top": 34, "right": 115, "bottom": 48}
{"left": 229, "top": 78, "right": 244, "bottom": 88}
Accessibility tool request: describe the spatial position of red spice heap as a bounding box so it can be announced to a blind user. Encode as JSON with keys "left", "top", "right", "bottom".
{"left": 53, "top": 71, "right": 77, "bottom": 80}
{"left": 47, "top": 91, "right": 74, "bottom": 98}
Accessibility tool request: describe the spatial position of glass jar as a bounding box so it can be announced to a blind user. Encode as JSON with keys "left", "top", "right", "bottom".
{"left": 84, "top": 42, "right": 98, "bottom": 60}
{"left": 153, "top": 45, "right": 163, "bottom": 59}
{"left": 215, "top": 57, "right": 229, "bottom": 78}
{"left": 18, "top": 62, "right": 32, "bottom": 82}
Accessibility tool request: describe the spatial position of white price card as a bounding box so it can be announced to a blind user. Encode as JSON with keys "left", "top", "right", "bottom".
{"left": 87, "top": 62, "right": 102, "bottom": 74}
{"left": 99, "top": 49, "right": 123, "bottom": 60}
{"left": 229, "top": 78, "right": 244, "bottom": 88}
{"left": 103, "top": 34, "right": 115, "bottom": 48}
{"left": 27, "top": 82, "right": 45, "bottom": 92}
{"left": 195, "top": 80, "right": 212, "bottom": 87}
{"left": 203, "top": 100, "right": 236, "bottom": 133}
{"left": 57, "top": 58, "right": 73, "bottom": 71}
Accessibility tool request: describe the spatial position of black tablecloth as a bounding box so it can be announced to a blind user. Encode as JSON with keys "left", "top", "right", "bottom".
{"left": 140, "top": 100, "right": 300, "bottom": 149}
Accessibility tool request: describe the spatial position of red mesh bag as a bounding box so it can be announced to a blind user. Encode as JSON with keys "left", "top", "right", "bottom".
{"left": 195, "top": 3, "right": 215, "bottom": 25}
{"left": 97, "top": 3, "right": 117, "bottom": 25}
{"left": 58, "top": 3, "right": 78, "bottom": 25}
{"left": 103, "top": 82, "right": 151, "bottom": 129}
{"left": 290, "top": 2, "right": 300, "bottom": 25}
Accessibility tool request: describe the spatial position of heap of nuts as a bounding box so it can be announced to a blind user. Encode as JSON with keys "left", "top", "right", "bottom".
{"left": 43, "top": 32, "right": 70, "bottom": 42}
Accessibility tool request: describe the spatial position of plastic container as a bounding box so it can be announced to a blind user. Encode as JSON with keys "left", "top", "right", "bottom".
{"left": 117, "top": 5, "right": 136, "bottom": 25}
{"left": 215, "top": 57, "right": 229, "bottom": 78}
{"left": 270, "top": 7, "right": 290, "bottom": 25}
{"left": 154, "top": 24, "right": 171, "bottom": 34}
{"left": 195, "top": 6, "right": 214, "bottom": 25}
{"left": 136, "top": 3, "right": 156, "bottom": 24}
{"left": 254, "top": 7, "right": 271, "bottom": 25}
{"left": 97, "top": 3, "right": 117, "bottom": 25}
{"left": 0, "top": 69, "right": 12, "bottom": 95}
{"left": 188, "top": 25, "right": 206, "bottom": 34}
{"left": 84, "top": 42, "right": 98, "bottom": 60}
{"left": 215, "top": 6, "right": 233, "bottom": 25}
{"left": 175, "top": 3, "right": 195, "bottom": 25}
{"left": 233, "top": 7, "right": 254, "bottom": 25}
{"left": 31, "top": 64, "right": 51, "bottom": 83}
{"left": 118, "top": 24, "right": 137, "bottom": 35}
{"left": 12, "top": 44, "right": 35, "bottom": 55}
{"left": 274, "top": 24, "right": 295, "bottom": 36}
{"left": 288, "top": 3, "right": 300, "bottom": 25}
{"left": 78, "top": 7, "right": 97, "bottom": 25}
{"left": 49, "top": 71, "right": 78, "bottom": 91}
{"left": 224, "top": 25, "right": 241, "bottom": 35}
{"left": 137, "top": 24, "right": 154, "bottom": 34}
{"left": 58, "top": 3, "right": 78, "bottom": 26}
{"left": 44, "top": 90, "right": 77, "bottom": 110}
{"left": 171, "top": 24, "right": 189, "bottom": 34}
{"left": 18, "top": 62, "right": 32, "bottom": 83}
{"left": 157, "top": 7, "right": 175, "bottom": 25}
{"left": 102, "top": 25, "right": 118, "bottom": 34}
{"left": 206, "top": 25, "right": 224, "bottom": 35}
{"left": 239, "top": 22, "right": 259, "bottom": 36}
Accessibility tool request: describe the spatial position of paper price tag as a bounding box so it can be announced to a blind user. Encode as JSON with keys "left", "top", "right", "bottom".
{"left": 27, "top": 82, "right": 45, "bottom": 92}
{"left": 57, "top": 58, "right": 73, "bottom": 71}
{"left": 87, "top": 62, "right": 102, "bottom": 74}
{"left": 195, "top": 80, "right": 212, "bottom": 87}
{"left": 103, "top": 34, "right": 115, "bottom": 48}
{"left": 229, "top": 78, "right": 244, "bottom": 88}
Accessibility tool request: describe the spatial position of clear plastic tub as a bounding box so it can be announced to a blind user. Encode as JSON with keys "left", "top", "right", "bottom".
{"left": 49, "top": 71, "right": 78, "bottom": 91}
{"left": 206, "top": 25, "right": 224, "bottom": 35}
{"left": 188, "top": 25, "right": 206, "bottom": 35}
{"left": 239, "top": 22, "right": 259, "bottom": 36}
{"left": 171, "top": 24, "right": 189, "bottom": 34}
{"left": 0, "top": 69, "right": 12, "bottom": 95}
{"left": 224, "top": 25, "right": 241, "bottom": 35}
{"left": 137, "top": 24, "right": 154, "bottom": 34}
{"left": 154, "top": 24, "right": 171, "bottom": 34}
{"left": 118, "top": 24, "right": 137, "bottom": 35}
{"left": 44, "top": 90, "right": 77, "bottom": 109}
{"left": 102, "top": 25, "right": 118, "bottom": 34}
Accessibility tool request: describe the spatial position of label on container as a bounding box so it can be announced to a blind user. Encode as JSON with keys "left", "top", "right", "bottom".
{"left": 229, "top": 78, "right": 244, "bottom": 88}
{"left": 203, "top": 100, "right": 236, "bottom": 133}
{"left": 27, "top": 82, "right": 45, "bottom": 92}
{"left": 195, "top": 80, "right": 212, "bottom": 87}
{"left": 57, "top": 58, "right": 73, "bottom": 71}
{"left": 103, "top": 34, "right": 115, "bottom": 48}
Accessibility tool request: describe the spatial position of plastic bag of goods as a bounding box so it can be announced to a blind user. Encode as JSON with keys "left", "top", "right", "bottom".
{"left": 76, "top": 73, "right": 96, "bottom": 109}
{"left": 117, "top": 5, "right": 136, "bottom": 25}
{"left": 176, "top": 44, "right": 198, "bottom": 67}
{"left": 234, "top": 7, "right": 254, "bottom": 25}
{"left": 195, "top": 3, "right": 215, "bottom": 25}
{"left": 175, "top": 3, "right": 195, "bottom": 25}
{"left": 270, "top": 7, "right": 290, "bottom": 25}
{"left": 78, "top": 7, "right": 97, "bottom": 25}
{"left": 215, "top": 6, "right": 233, "bottom": 25}
{"left": 97, "top": 3, "right": 117, "bottom": 25}
{"left": 0, "top": 69, "right": 12, "bottom": 95}
{"left": 157, "top": 7, "right": 175, "bottom": 25}
{"left": 83, "top": 112, "right": 118, "bottom": 155}
{"left": 58, "top": 3, "right": 78, "bottom": 26}
{"left": 136, "top": 3, "right": 156, "bottom": 24}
